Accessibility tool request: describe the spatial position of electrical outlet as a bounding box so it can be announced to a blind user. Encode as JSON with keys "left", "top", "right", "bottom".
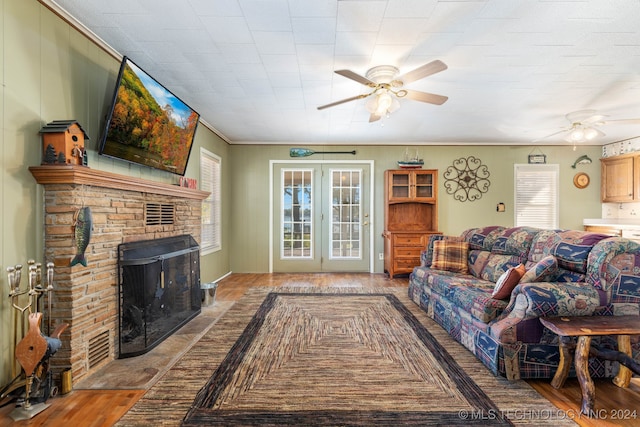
{"left": 379, "top": 253, "right": 384, "bottom": 260}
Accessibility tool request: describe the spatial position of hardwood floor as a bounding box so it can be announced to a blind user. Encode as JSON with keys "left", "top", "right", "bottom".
{"left": 1, "top": 273, "right": 638, "bottom": 426}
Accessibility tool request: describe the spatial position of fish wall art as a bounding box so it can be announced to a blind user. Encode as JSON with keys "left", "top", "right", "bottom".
{"left": 70, "top": 206, "right": 92, "bottom": 267}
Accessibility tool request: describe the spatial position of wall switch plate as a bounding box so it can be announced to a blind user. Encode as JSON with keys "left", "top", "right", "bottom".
{"left": 379, "top": 253, "right": 384, "bottom": 260}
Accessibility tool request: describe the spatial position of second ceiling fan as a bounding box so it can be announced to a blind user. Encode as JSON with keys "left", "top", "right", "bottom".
{"left": 317, "top": 60, "right": 449, "bottom": 122}
{"left": 538, "top": 109, "right": 640, "bottom": 143}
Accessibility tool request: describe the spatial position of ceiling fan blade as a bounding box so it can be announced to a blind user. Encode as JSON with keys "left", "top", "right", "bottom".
{"left": 334, "top": 69, "right": 377, "bottom": 87}
{"left": 317, "top": 93, "right": 368, "bottom": 110}
{"left": 404, "top": 89, "right": 448, "bottom": 105}
{"left": 396, "top": 60, "right": 447, "bottom": 85}
{"left": 369, "top": 113, "right": 381, "bottom": 123}
{"left": 565, "top": 109, "right": 598, "bottom": 123}
{"left": 582, "top": 114, "right": 607, "bottom": 125}
{"left": 604, "top": 118, "right": 640, "bottom": 125}
{"left": 532, "top": 128, "right": 571, "bottom": 142}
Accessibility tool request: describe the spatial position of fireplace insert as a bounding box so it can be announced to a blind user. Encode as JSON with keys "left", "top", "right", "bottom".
{"left": 117, "top": 235, "right": 201, "bottom": 358}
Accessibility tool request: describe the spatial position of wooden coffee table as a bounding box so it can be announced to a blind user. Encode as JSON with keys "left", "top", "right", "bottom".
{"left": 540, "top": 315, "right": 640, "bottom": 416}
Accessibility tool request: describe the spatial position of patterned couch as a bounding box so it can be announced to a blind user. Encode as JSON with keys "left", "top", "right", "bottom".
{"left": 408, "top": 225, "right": 640, "bottom": 380}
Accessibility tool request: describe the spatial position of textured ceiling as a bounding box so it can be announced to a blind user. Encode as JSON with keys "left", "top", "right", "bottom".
{"left": 49, "top": 0, "right": 640, "bottom": 146}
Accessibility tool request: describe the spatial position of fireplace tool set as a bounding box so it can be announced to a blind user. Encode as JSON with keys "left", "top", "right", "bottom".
{"left": 0, "top": 260, "right": 68, "bottom": 421}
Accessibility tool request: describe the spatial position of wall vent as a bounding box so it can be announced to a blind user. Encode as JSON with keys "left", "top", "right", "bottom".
{"left": 146, "top": 203, "right": 175, "bottom": 225}
{"left": 88, "top": 330, "right": 110, "bottom": 368}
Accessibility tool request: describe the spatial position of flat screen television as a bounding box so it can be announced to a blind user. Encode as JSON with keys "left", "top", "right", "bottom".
{"left": 98, "top": 56, "right": 200, "bottom": 176}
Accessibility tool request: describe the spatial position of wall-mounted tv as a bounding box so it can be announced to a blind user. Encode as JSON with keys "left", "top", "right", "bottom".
{"left": 98, "top": 56, "right": 200, "bottom": 176}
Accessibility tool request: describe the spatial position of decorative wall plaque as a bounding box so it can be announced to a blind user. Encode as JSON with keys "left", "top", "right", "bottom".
{"left": 528, "top": 154, "right": 546, "bottom": 164}
{"left": 443, "top": 156, "right": 491, "bottom": 202}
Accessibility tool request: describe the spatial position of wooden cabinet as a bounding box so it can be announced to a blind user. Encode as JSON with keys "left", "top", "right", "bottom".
{"left": 584, "top": 224, "right": 640, "bottom": 242}
{"left": 601, "top": 154, "right": 639, "bottom": 202}
{"left": 583, "top": 225, "right": 622, "bottom": 237}
{"left": 383, "top": 169, "right": 439, "bottom": 278}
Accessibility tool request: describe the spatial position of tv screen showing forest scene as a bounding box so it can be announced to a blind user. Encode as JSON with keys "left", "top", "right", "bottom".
{"left": 99, "top": 57, "right": 200, "bottom": 176}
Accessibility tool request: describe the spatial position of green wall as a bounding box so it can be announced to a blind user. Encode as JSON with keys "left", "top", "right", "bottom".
{"left": 229, "top": 144, "right": 603, "bottom": 273}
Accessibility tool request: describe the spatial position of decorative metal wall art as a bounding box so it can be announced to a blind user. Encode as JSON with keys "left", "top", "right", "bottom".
{"left": 443, "top": 156, "right": 491, "bottom": 202}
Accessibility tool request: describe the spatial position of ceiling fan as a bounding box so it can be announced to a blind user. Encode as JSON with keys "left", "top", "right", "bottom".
{"left": 317, "top": 60, "right": 448, "bottom": 122}
{"left": 537, "top": 109, "right": 640, "bottom": 143}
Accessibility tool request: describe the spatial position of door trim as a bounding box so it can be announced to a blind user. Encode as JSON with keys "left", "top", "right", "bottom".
{"left": 269, "top": 159, "right": 375, "bottom": 273}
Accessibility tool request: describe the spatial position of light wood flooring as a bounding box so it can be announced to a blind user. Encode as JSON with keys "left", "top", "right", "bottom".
{"left": 1, "top": 273, "right": 639, "bottom": 426}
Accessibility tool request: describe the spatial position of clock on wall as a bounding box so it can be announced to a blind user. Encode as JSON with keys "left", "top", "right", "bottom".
{"left": 573, "top": 172, "right": 590, "bottom": 189}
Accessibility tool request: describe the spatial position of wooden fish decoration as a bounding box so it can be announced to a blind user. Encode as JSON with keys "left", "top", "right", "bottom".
{"left": 70, "top": 206, "right": 92, "bottom": 267}
{"left": 571, "top": 155, "right": 592, "bottom": 168}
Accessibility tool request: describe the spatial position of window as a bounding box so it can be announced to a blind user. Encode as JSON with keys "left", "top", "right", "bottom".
{"left": 200, "top": 148, "right": 221, "bottom": 254}
{"left": 514, "top": 164, "right": 559, "bottom": 229}
{"left": 281, "top": 169, "right": 313, "bottom": 258}
{"left": 329, "top": 169, "right": 362, "bottom": 259}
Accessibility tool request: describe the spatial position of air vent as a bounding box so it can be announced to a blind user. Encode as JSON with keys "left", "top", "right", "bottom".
{"left": 146, "top": 203, "right": 175, "bottom": 225}
{"left": 88, "top": 330, "right": 110, "bottom": 368}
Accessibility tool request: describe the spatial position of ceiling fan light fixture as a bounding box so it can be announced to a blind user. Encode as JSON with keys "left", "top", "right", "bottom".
{"left": 565, "top": 127, "right": 585, "bottom": 143}
{"left": 376, "top": 92, "right": 393, "bottom": 115}
{"left": 365, "top": 91, "right": 400, "bottom": 117}
{"left": 564, "top": 125, "right": 599, "bottom": 143}
{"left": 584, "top": 127, "right": 599, "bottom": 140}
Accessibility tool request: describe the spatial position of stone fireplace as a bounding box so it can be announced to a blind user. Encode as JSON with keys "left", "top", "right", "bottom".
{"left": 30, "top": 165, "right": 209, "bottom": 385}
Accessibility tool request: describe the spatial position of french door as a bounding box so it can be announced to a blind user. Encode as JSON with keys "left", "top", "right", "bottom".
{"left": 271, "top": 162, "right": 372, "bottom": 272}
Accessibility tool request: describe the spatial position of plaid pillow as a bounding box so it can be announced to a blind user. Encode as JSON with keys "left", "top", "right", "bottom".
{"left": 422, "top": 235, "right": 462, "bottom": 267}
{"left": 431, "top": 240, "right": 469, "bottom": 274}
{"left": 492, "top": 264, "right": 525, "bottom": 299}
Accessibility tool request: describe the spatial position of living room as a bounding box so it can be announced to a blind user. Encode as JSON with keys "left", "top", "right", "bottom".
{"left": 1, "top": 0, "right": 639, "bottom": 425}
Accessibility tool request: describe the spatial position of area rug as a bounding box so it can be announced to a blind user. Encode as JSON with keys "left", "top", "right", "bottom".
{"left": 116, "top": 287, "right": 575, "bottom": 426}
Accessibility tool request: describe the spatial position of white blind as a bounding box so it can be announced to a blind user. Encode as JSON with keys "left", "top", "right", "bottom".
{"left": 200, "top": 148, "right": 221, "bottom": 253}
{"left": 514, "top": 164, "right": 559, "bottom": 229}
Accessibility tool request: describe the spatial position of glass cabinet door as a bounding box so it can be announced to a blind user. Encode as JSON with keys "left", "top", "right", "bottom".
{"left": 414, "top": 172, "right": 434, "bottom": 199}
{"left": 390, "top": 171, "right": 411, "bottom": 200}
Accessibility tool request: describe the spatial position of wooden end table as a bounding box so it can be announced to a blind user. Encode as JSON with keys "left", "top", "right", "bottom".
{"left": 540, "top": 315, "right": 640, "bottom": 416}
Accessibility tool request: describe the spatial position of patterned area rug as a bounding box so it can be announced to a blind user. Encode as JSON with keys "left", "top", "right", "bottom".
{"left": 117, "top": 287, "right": 575, "bottom": 426}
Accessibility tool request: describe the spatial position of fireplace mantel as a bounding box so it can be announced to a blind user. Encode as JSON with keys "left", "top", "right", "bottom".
{"left": 29, "top": 165, "right": 210, "bottom": 200}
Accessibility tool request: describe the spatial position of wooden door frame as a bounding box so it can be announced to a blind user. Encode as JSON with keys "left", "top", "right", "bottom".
{"left": 269, "top": 159, "right": 375, "bottom": 273}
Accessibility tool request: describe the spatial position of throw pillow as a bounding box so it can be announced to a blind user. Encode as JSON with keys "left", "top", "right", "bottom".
{"left": 422, "top": 235, "right": 463, "bottom": 267}
{"left": 492, "top": 264, "right": 526, "bottom": 299}
{"left": 431, "top": 240, "right": 469, "bottom": 274}
{"left": 520, "top": 255, "right": 558, "bottom": 283}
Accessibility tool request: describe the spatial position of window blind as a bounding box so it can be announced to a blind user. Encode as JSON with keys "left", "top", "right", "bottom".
{"left": 514, "top": 164, "right": 559, "bottom": 229}
{"left": 200, "top": 148, "right": 221, "bottom": 253}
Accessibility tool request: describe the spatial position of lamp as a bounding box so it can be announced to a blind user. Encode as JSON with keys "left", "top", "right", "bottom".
{"left": 564, "top": 125, "right": 599, "bottom": 143}
{"left": 565, "top": 127, "right": 584, "bottom": 143}
{"left": 583, "top": 127, "right": 599, "bottom": 140}
{"left": 365, "top": 90, "right": 400, "bottom": 117}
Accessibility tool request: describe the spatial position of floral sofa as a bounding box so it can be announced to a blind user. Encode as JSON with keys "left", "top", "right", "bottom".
{"left": 408, "top": 225, "right": 640, "bottom": 380}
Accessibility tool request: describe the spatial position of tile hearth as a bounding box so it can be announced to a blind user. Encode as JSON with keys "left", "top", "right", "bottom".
{"left": 74, "top": 301, "right": 232, "bottom": 390}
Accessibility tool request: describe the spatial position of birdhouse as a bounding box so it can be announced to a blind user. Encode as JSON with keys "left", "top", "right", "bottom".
{"left": 39, "top": 120, "right": 90, "bottom": 166}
